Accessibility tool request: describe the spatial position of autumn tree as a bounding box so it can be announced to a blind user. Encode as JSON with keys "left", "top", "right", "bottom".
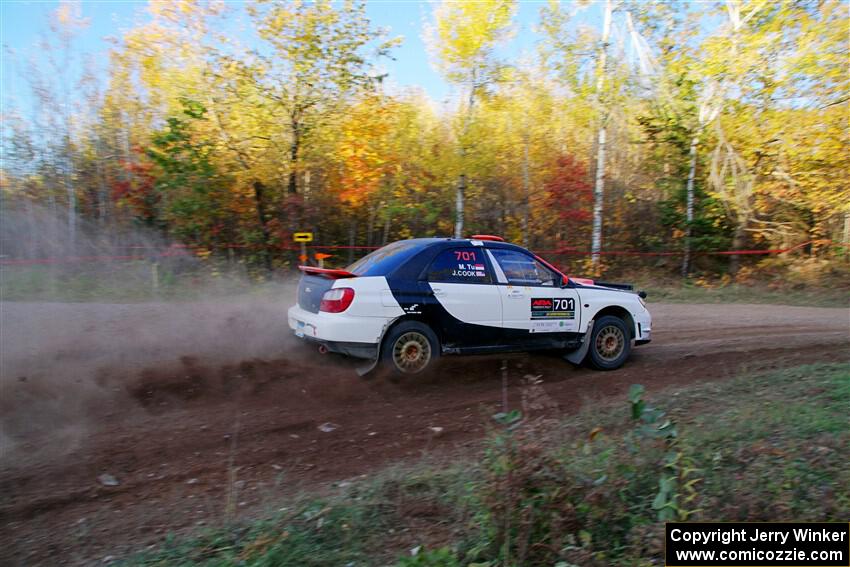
{"left": 697, "top": 0, "right": 850, "bottom": 272}
{"left": 247, "top": 0, "right": 398, "bottom": 197}
{"left": 543, "top": 154, "right": 594, "bottom": 247}
{"left": 3, "top": 0, "right": 847, "bottom": 280}
{"left": 542, "top": 0, "right": 671, "bottom": 268}
{"left": 146, "top": 99, "right": 228, "bottom": 245}
{"left": 428, "top": 0, "right": 515, "bottom": 237}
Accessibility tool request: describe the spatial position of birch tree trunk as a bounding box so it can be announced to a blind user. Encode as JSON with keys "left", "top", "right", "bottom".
{"left": 591, "top": 0, "right": 613, "bottom": 266}
{"left": 454, "top": 174, "right": 466, "bottom": 238}
{"left": 591, "top": 126, "right": 606, "bottom": 265}
{"left": 455, "top": 77, "right": 477, "bottom": 238}
{"left": 681, "top": 134, "right": 699, "bottom": 276}
{"left": 522, "top": 133, "right": 530, "bottom": 248}
{"left": 65, "top": 166, "right": 76, "bottom": 251}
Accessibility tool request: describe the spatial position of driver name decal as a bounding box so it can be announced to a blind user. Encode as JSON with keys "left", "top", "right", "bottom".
{"left": 451, "top": 250, "right": 487, "bottom": 278}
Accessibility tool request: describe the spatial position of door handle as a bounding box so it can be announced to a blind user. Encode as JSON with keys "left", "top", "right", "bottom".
{"left": 507, "top": 289, "right": 524, "bottom": 298}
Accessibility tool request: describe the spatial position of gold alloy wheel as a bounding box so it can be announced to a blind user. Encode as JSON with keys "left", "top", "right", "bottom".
{"left": 594, "top": 325, "right": 625, "bottom": 362}
{"left": 392, "top": 331, "right": 432, "bottom": 373}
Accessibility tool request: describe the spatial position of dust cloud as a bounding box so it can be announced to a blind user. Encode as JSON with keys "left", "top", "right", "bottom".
{"left": 0, "top": 205, "right": 316, "bottom": 464}
{"left": 0, "top": 290, "right": 312, "bottom": 461}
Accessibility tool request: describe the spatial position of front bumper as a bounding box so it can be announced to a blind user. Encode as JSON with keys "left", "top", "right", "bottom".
{"left": 633, "top": 309, "right": 652, "bottom": 345}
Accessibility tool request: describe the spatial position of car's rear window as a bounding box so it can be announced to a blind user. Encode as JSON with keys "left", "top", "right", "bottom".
{"left": 427, "top": 247, "right": 492, "bottom": 284}
{"left": 346, "top": 240, "right": 425, "bottom": 276}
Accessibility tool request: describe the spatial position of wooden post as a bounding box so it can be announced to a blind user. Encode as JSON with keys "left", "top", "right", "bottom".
{"left": 501, "top": 358, "right": 509, "bottom": 414}
{"left": 151, "top": 261, "right": 159, "bottom": 293}
{"left": 682, "top": 135, "right": 699, "bottom": 277}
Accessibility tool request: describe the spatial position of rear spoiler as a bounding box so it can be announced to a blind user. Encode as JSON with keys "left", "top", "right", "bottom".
{"left": 298, "top": 266, "right": 357, "bottom": 279}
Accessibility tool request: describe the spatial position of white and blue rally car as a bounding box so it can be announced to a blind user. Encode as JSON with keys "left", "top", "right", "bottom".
{"left": 288, "top": 236, "right": 651, "bottom": 375}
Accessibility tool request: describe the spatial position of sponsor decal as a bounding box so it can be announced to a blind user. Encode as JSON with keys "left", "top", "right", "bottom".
{"left": 530, "top": 297, "right": 575, "bottom": 319}
{"left": 530, "top": 320, "right": 571, "bottom": 333}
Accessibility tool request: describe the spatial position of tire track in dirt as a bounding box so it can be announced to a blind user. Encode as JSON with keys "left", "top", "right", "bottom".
{"left": 1, "top": 301, "right": 847, "bottom": 565}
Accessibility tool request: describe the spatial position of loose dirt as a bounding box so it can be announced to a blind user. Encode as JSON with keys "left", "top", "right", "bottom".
{"left": 1, "top": 300, "right": 848, "bottom": 565}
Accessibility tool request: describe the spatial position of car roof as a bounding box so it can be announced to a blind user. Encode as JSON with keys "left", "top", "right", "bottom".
{"left": 345, "top": 237, "right": 535, "bottom": 279}
{"left": 405, "top": 237, "right": 530, "bottom": 253}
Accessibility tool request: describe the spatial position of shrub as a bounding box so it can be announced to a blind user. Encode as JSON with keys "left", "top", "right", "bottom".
{"left": 465, "top": 385, "right": 696, "bottom": 566}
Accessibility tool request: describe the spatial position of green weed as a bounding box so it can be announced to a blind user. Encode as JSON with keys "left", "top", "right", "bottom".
{"left": 124, "top": 362, "right": 850, "bottom": 567}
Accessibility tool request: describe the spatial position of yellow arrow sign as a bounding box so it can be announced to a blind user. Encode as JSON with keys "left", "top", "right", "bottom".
{"left": 293, "top": 232, "right": 313, "bottom": 242}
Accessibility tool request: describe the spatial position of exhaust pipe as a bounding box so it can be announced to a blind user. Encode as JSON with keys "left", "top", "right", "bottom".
{"left": 318, "top": 344, "right": 329, "bottom": 355}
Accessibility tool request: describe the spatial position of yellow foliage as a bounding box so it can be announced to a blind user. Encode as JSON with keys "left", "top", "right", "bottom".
{"left": 429, "top": 0, "right": 515, "bottom": 83}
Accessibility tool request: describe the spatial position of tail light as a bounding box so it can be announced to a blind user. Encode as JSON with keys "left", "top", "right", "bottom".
{"left": 320, "top": 287, "right": 355, "bottom": 313}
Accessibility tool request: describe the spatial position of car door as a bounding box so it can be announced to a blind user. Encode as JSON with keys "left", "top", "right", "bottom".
{"left": 424, "top": 246, "right": 502, "bottom": 347}
{"left": 486, "top": 248, "right": 581, "bottom": 346}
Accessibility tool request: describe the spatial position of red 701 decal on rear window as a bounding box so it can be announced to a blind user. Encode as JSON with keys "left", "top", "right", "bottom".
{"left": 454, "top": 251, "right": 477, "bottom": 261}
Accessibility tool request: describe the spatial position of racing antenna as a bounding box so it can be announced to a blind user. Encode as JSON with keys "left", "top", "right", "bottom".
{"left": 469, "top": 234, "right": 505, "bottom": 242}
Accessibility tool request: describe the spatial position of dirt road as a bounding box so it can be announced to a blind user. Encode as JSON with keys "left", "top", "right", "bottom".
{"left": 1, "top": 299, "right": 848, "bottom": 565}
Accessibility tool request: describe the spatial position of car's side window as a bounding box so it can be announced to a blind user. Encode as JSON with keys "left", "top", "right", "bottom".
{"left": 427, "top": 248, "right": 493, "bottom": 284}
{"left": 490, "top": 249, "right": 558, "bottom": 286}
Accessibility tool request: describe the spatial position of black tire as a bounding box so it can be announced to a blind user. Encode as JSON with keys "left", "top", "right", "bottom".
{"left": 587, "top": 315, "right": 631, "bottom": 370}
{"left": 381, "top": 320, "right": 440, "bottom": 376}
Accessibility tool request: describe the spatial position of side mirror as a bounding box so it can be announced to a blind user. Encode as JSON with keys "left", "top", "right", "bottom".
{"left": 561, "top": 275, "right": 569, "bottom": 287}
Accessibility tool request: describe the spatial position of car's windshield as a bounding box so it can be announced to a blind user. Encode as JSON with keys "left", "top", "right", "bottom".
{"left": 346, "top": 240, "right": 423, "bottom": 276}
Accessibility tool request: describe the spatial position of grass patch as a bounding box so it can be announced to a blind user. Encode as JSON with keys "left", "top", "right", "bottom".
{"left": 125, "top": 362, "right": 850, "bottom": 566}
{"left": 642, "top": 282, "right": 848, "bottom": 308}
{"left": 4, "top": 264, "right": 848, "bottom": 306}
{"left": 0, "top": 263, "right": 285, "bottom": 302}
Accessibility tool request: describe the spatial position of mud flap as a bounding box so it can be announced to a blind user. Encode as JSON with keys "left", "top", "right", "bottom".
{"left": 355, "top": 357, "right": 379, "bottom": 378}
{"left": 564, "top": 318, "right": 594, "bottom": 365}
{"left": 355, "top": 319, "right": 395, "bottom": 378}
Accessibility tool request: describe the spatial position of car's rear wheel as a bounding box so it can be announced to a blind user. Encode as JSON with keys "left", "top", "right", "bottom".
{"left": 381, "top": 321, "right": 439, "bottom": 376}
{"left": 587, "top": 315, "right": 631, "bottom": 370}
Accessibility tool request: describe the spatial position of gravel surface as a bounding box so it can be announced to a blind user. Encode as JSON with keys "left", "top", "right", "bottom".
{"left": 1, "top": 299, "right": 848, "bottom": 565}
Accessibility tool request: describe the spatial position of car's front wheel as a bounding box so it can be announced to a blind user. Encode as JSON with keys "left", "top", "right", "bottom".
{"left": 587, "top": 315, "right": 631, "bottom": 370}
{"left": 381, "top": 321, "right": 439, "bottom": 376}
